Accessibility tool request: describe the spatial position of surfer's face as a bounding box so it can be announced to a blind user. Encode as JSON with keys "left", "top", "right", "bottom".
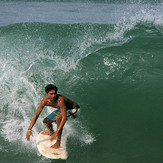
{"left": 46, "top": 90, "right": 57, "bottom": 100}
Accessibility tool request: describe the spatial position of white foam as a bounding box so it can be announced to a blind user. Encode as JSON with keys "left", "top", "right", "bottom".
{"left": 0, "top": 66, "right": 95, "bottom": 153}
{"left": 65, "top": 120, "right": 96, "bottom": 146}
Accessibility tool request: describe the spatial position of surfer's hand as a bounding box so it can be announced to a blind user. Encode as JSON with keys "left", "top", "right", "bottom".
{"left": 26, "top": 131, "right": 33, "bottom": 141}
{"left": 50, "top": 132, "right": 58, "bottom": 141}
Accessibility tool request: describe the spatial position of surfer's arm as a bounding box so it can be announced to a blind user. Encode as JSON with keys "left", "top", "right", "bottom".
{"left": 26, "top": 99, "right": 46, "bottom": 141}
{"left": 50, "top": 98, "right": 67, "bottom": 141}
{"left": 57, "top": 102, "right": 67, "bottom": 133}
{"left": 27, "top": 108, "right": 42, "bottom": 130}
{"left": 55, "top": 98, "right": 67, "bottom": 134}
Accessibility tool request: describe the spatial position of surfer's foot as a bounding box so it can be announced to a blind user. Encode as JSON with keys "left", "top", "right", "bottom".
{"left": 41, "top": 130, "right": 54, "bottom": 136}
{"left": 51, "top": 141, "right": 61, "bottom": 149}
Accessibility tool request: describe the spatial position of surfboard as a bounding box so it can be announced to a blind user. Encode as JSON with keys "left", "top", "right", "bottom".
{"left": 36, "top": 131, "right": 68, "bottom": 159}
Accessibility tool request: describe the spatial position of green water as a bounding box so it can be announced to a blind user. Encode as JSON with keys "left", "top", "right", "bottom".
{"left": 0, "top": 1, "right": 163, "bottom": 163}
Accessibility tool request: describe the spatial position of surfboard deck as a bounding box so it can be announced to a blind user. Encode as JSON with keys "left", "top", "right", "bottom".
{"left": 36, "top": 131, "right": 68, "bottom": 159}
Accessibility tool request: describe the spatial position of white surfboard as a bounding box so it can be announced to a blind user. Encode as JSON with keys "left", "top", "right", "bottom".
{"left": 36, "top": 131, "right": 68, "bottom": 159}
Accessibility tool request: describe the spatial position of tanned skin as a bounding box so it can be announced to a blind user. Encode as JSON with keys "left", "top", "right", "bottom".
{"left": 26, "top": 89, "right": 79, "bottom": 149}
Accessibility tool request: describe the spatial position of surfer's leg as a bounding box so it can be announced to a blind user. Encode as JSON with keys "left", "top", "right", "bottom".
{"left": 43, "top": 117, "right": 55, "bottom": 135}
{"left": 51, "top": 114, "right": 63, "bottom": 148}
{"left": 43, "top": 110, "right": 60, "bottom": 135}
{"left": 56, "top": 114, "right": 63, "bottom": 142}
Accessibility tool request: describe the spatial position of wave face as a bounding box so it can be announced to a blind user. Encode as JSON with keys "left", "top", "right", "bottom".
{"left": 0, "top": 1, "right": 163, "bottom": 163}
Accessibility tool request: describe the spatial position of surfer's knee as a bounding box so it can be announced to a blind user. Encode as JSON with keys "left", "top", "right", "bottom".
{"left": 43, "top": 117, "right": 51, "bottom": 124}
{"left": 56, "top": 114, "right": 62, "bottom": 122}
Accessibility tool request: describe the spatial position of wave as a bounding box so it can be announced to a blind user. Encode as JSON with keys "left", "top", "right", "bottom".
{"left": 0, "top": 21, "right": 162, "bottom": 94}
{"left": 0, "top": 20, "right": 162, "bottom": 155}
{"left": 0, "top": 21, "right": 162, "bottom": 67}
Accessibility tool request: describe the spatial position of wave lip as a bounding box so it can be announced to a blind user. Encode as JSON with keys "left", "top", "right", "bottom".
{"left": 0, "top": 21, "right": 162, "bottom": 73}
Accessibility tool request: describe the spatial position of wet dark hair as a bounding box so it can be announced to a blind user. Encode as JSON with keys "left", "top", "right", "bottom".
{"left": 45, "top": 84, "right": 58, "bottom": 93}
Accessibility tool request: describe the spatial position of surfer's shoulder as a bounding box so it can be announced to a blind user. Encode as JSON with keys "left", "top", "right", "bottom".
{"left": 59, "top": 94, "right": 67, "bottom": 100}
{"left": 40, "top": 97, "right": 49, "bottom": 107}
{"left": 57, "top": 94, "right": 65, "bottom": 104}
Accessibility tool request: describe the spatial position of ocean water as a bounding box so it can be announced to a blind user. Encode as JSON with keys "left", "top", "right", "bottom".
{"left": 0, "top": 0, "right": 163, "bottom": 163}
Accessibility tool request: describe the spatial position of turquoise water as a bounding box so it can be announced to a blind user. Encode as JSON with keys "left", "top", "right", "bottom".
{"left": 0, "top": 1, "right": 163, "bottom": 163}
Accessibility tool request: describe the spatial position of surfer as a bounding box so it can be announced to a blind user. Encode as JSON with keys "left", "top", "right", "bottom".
{"left": 26, "top": 84, "right": 80, "bottom": 149}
